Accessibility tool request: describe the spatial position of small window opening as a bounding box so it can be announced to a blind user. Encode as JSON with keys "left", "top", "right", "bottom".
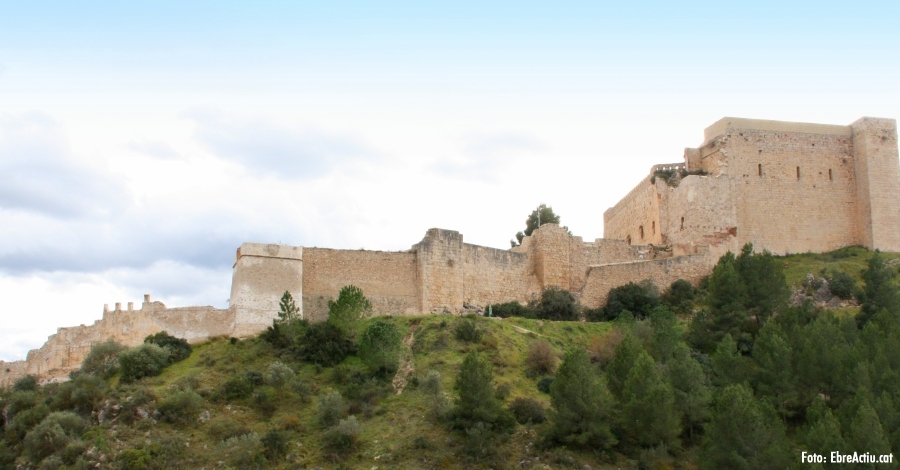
{"left": 680, "top": 217, "right": 685, "bottom": 230}
{"left": 829, "top": 169, "right": 833, "bottom": 181}
{"left": 626, "top": 235, "right": 631, "bottom": 245}
{"left": 639, "top": 225, "right": 644, "bottom": 240}
{"left": 796, "top": 166, "right": 801, "bottom": 180}
{"left": 652, "top": 221, "right": 656, "bottom": 235}
{"left": 758, "top": 164, "right": 762, "bottom": 176}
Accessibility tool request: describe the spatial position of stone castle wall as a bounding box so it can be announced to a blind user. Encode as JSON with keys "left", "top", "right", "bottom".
{"left": 302, "top": 248, "right": 419, "bottom": 321}
{"left": 5, "top": 115, "right": 897, "bottom": 388}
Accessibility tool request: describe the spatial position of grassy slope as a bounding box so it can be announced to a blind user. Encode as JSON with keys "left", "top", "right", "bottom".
{"left": 113, "top": 315, "right": 613, "bottom": 469}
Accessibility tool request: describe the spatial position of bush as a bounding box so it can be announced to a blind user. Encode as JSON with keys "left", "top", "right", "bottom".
{"left": 118, "top": 344, "right": 171, "bottom": 383}
{"left": 358, "top": 320, "right": 404, "bottom": 375}
{"left": 289, "top": 377, "right": 314, "bottom": 402}
{"left": 218, "top": 432, "right": 264, "bottom": 469}
{"left": 509, "top": 397, "right": 547, "bottom": 424}
{"left": 50, "top": 373, "right": 108, "bottom": 415}
{"left": 118, "top": 449, "right": 152, "bottom": 470}
{"left": 828, "top": 271, "right": 857, "bottom": 299}
{"left": 488, "top": 301, "right": 535, "bottom": 319}
{"left": 532, "top": 286, "right": 579, "bottom": 321}
{"left": 144, "top": 331, "right": 192, "bottom": 364}
{"left": 317, "top": 391, "right": 348, "bottom": 428}
{"left": 454, "top": 316, "right": 484, "bottom": 343}
{"left": 208, "top": 418, "right": 253, "bottom": 441}
{"left": 6, "top": 403, "right": 50, "bottom": 444}
{"left": 261, "top": 429, "right": 288, "bottom": 460}
{"left": 13, "top": 374, "right": 38, "bottom": 392}
{"left": 661, "top": 279, "right": 695, "bottom": 314}
{"left": 537, "top": 377, "right": 554, "bottom": 394}
{"left": 604, "top": 281, "right": 660, "bottom": 320}
{"left": 324, "top": 416, "right": 362, "bottom": 455}
{"left": 327, "top": 285, "right": 372, "bottom": 334}
{"left": 420, "top": 370, "right": 443, "bottom": 396}
{"left": 525, "top": 341, "right": 558, "bottom": 377}
{"left": 23, "top": 412, "right": 86, "bottom": 462}
{"left": 157, "top": 390, "right": 203, "bottom": 425}
{"left": 265, "top": 361, "right": 295, "bottom": 388}
{"left": 114, "top": 385, "right": 157, "bottom": 425}
{"left": 221, "top": 375, "right": 255, "bottom": 400}
{"left": 297, "top": 322, "right": 356, "bottom": 367}
{"left": 252, "top": 386, "right": 278, "bottom": 417}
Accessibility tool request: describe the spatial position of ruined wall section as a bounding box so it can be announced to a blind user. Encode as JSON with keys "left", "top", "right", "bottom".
{"left": 580, "top": 254, "right": 713, "bottom": 308}
{"left": 718, "top": 124, "right": 859, "bottom": 255}
{"left": 301, "top": 248, "right": 418, "bottom": 321}
{"left": 851, "top": 117, "right": 900, "bottom": 252}
{"left": 604, "top": 176, "right": 663, "bottom": 246}
{"left": 230, "top": 243, "right": 303, "bottom": 337}
{"left": 0, "top": 299, "right": 233, "bottom": 387}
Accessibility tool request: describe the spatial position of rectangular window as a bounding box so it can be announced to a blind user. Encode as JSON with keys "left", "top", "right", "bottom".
{"left": 829, "top": 168, "right": 833, "bottom": 181}
{"left": 797, "top": 166, "right": 801, "bottom": 180}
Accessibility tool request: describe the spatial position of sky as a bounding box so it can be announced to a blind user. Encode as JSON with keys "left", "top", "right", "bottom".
{"left": 2, "top": 1, "right": 900, "bottom": 361}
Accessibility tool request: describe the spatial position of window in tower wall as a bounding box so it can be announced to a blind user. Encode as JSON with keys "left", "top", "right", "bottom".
{"left": 640, "top": 226, "right": 644, "bottom": 240}
{"left": 829, "top": 168, "right": 833, "bottom": 181}
{"left": 758, "top": 164, "right": 762, "bottom": 176}
{"left": 797, "top": 166, "right": 801, "bottom": 180}
{"left": 680, "top": 217, "right": 684, "bottom": 230}
{"left": 652, "top": 221, "right": 655, "bottom": 235}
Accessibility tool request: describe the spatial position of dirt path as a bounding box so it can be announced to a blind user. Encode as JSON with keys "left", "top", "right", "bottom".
{"left": 392, "top": 322, "right": 419, "bottom": 394}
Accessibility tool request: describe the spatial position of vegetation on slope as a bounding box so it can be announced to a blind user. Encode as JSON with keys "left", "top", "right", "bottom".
{"left": 2, "top": 246, "right": 900, "bottom": 469}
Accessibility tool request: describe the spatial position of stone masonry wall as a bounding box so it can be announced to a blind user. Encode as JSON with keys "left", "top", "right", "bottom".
{"left": 461, "top": 243, "right": 541, "bottom": 307}
{"left": 604, "top": 176, "right": 663, "bottom": 246}
{"left": 852, "top": 117, "right": 900, "bottom": 252}
{"left": 302, "top": 248, "right": 418, "bottom": 322}
{"left": 580, "top": 253, "right": 714, "bottom": 308}
{"left": 0, "top": 299, "right": 233, "bottom": 388}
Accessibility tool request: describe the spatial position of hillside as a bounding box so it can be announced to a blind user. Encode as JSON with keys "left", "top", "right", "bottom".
{"left": 3, "top": 246, "right": 900, "bottom": 470}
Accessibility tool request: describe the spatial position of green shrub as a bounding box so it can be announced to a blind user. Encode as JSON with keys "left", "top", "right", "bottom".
{"left": 79, "top": 340, "right": 126, "bottom": 378}
{"left": 661, "top": 279, "right": 695, "bottom": 314}
{"left": 488, "top": 301, "right": 536, "bottom": 319}
{"left": 118, "top": 344, "right": 170, "bottom": 383}
{"left": 604, "top": 281, "right": 660, "bottom": 320}
{"left": 252, "top": 386, "right": 278, "bottom": 417}
{"left": 114, "top": 385, "right": 157, "bottom": 425}
{"left": 323, "top": 416, "right": 362, "bottom": 455}
{"left": 261, "top": 429, "right": 288, "bottom": 460}
{"left": 23, "top": 412, "right": 86, "bottom": 462}
{"left": 532, "top": 286, "right": 579, "bottom": 321}
{"left": 6, "top": 403, "right": 50, "bottom": 444}
{"left": 525, "top": 341, "right": 558, "bottom": 377}
{"left": 297, "top": 322, "right": 356, "bottom": 367}
{"left": 454, "top": 316, "right": 484, "bottom": 343}
{"left": 537, "top": 377, "right": 554, "bottom": 394}
{"left": 327, "top": 285, "right": 372, "bottom": 334}
{"left": 218, "top": 432, "right": 264, "bottom": 469}
{"left": 143, "top": 331, "right": 192, "bottom": 364}
{"left": 265, "top": 361, "right": 295, "bottom": 388}
{"left": 13, "top": 374, "right": 38, "bottom": 392}
{"left": 420, "top": 370, "right": 443, "bottom": 396}
{"left": 827, "top": 271, "right": 857, "bottom": 299}
{"left": 157, "top": 390, "right": 203, "bottom": 425}
{"left": 509, "top": 397, "right": 547, "bottom": 424}
{"left": 51, "top": 374, "right": 108, "bottom": 415}
{"left": 358, "top": 320, "right": 404, "bottom": 375}
{"left": 289, "top": 376, "right": 313, "bottom": 402}
{"left": 317, "top": 390, "right": 348, "bottom": 428}
{"left": 6, "top": 390, "right": 39, "bottom": 421}
{"left": 117, "top": 449, "right": 152, "bottom": 470}
{"left": 221, "top": 374, "right": 254, "bottom": 400}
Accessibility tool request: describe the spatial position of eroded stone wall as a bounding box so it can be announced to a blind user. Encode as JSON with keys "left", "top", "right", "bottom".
{"left": 580, "top": 253, "right": 714, "bottom": 308}
{"left": 0, "top": 300, "right": 233, "bottom": 387}
{"left": 604, "top": 176, "right": 663, "bottom": 246}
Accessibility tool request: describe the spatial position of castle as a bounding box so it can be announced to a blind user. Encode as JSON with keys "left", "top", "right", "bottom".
{"left": 2, "top": 116, "right": 898, "bottom": 386}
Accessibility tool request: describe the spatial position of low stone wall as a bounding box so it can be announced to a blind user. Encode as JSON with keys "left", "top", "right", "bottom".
{"left": 579, "top": 253, "right": 714, "bottom": 308}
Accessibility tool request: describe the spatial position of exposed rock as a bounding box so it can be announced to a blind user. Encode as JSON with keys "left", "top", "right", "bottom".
{"left": 198, "top": 409, "right": 211, "bottom": 423}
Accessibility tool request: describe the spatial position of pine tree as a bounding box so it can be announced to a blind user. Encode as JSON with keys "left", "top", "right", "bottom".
{"left": 803, "top": 397, "right": 846, "bottom": 470}
{"left": 606, "top": 333, "right": 643, "bottom": 400}
{"left": 859, "top": 251, "right": 900, "bottom": 327}
{"left": 710, "top": 334, "right": 750, "bottom": 388}
{"left": 668, "top": 344, "right": 711, "bottom": 443}
{"left": 327, "top": 285, "right": 372, "bottom": 334}
{"left": 621, "top": 350, "right": 680, "bottom": 448}
{"left": 752, "top": 321, "right": 796, "bottom": 421}
{"left": 700, "top": 384, "right": 791, "bottom": 470}
{"left": 649, "top": 305, "right": 681, "bottom": 363}
{"left": 848, "top": 402, "right": 891, "bottom": 469}
{"left": 278, "top": 290, "right": 299, "bottom": 323}
{"left": 735, "top": 244, "right": 789, "bottom": 322}
{"left": 453, "top": 351, "right": 512, "bottom": 432}
{"left": 549, "top": 348, "right": 617, "bottom": 449}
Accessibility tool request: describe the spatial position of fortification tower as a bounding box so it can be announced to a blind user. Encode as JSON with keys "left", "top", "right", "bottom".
{"left": 230, "top": 243, "right": 303, "bottom": 337}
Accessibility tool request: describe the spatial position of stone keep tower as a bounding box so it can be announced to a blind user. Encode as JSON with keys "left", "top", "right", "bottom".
{"left": 230, "top": 243, "right": 303, "bottom": 337}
